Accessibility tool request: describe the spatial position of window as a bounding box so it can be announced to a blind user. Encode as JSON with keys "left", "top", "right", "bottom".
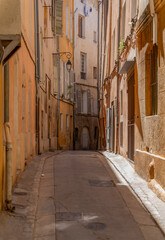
{"left": 60, "top": 113, "right": 63, "bottom": 131}
{"left": 150, "top": 45, "right": 158, "bottom": 115}
{"left": 122, "top": 3, "right": 126, "bottom": 40}
{"left": 111, "top": 29, "right": 115, "bottom": 69}
{"left": 78, "top": 15, "right": 85, "bottom": 38}
{"left": 82, "top": 91, "right": 87, "bottom": 114}
{"left": 121, "top": 90, "right": 123, "bottom": 115}
{"left": 80, "top": 52, "right": 87, "bottom": 79}
{"left": 145, "top": 44, "right": 158, "bottom": 116}
{"left": 41, "top": 111, "right": 44, "bottom": 139}
{"left": 70, "top": 12, "right": 73, "bottom": 43}
{"left": 120, "top": 122, "right": 123, "bottom": 147}
{"left": 93, "top": 31, "right": 97, "bottom": 43}
{"left": 94, "top": 127, "right": 98, "bottom": 139}
{"left": 66, "top": 5, "right": 69, "bottom": 38}
{"left": 93, "top": 67, "right": 97, "bottom": 79}
{"left": 75, "top": 128, "right": 78, "bottom": 141}
{"left": 66, "top": 114, "right": 69, "bottom": 130}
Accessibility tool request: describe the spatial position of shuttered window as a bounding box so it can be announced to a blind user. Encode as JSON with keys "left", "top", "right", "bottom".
{"left": 77, "top": 89, "right": 82, "bottom": 113}
{"left": 60, "top": 113, "right": 63, "bottom": 132}
{"left": 66, "top": 4, "right": 69, "bottom": 38}
{"left": 70, "top": 12, "right": 73, "bottom": 43}
{"left": 80, "top": 52, "right": 87, "bottom": 79}
{"left": 121, "top": 90, "right": 123, "bottom": 115}
{"left": 150, "top": 44, "right": 158, "bottom": 115}
{"left": 87, "top": 89, "right": 91, "bottom": 114}
{"left": 55, "top": 0, "right": 63, "bottom": 36}
{"left": 120, "top": 122, "right": 123, "bottom": 147}
{"left": 145, "top": 44, "right": 158, "bottom": 116}
{"left": 78, "top": 15, "right": 85, "bottom": 38}
{"left": 122, "top": 3, "right": 126, "bottom": 40}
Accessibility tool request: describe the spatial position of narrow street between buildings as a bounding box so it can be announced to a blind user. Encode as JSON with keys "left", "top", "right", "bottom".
{"left": 0, "top": 151, "right": 165, "bottom": 240}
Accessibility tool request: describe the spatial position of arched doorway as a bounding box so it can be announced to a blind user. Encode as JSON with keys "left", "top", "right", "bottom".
{"left": 82, "top": 127, "right": 89, "bottom": 149}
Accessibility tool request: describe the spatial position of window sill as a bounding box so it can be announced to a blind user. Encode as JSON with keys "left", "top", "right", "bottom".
{"left": 78, "top": 36, "right": 85, "bottom": 39}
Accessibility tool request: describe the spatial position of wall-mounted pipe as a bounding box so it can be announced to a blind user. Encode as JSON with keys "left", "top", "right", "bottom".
{"left": 116, "top": 0, "right": 121, "bottom": 154}
{"left": 34, "top": 0, "right": 40, "bottom": 154}
{"left": 4, "top": 122, "right": 13, "bottom": 211}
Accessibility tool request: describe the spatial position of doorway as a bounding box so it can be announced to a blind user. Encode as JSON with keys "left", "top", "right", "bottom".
{"left": 128, "top": 71, "right": 135, "bottom": 161}
{"left": 82, "top": 127, "right": 89, "bottom": 149}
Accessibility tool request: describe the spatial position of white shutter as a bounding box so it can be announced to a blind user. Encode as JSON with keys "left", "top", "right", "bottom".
{"left": 55, "top": 0, "right": 63, "bottom": 36}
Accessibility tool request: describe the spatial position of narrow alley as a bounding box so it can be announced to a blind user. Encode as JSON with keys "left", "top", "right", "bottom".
{"left": 1, "top": 0, "right": 165, "bottom": 239}
{"left": 0, "top": 151, "right": 164, "bottom": 240}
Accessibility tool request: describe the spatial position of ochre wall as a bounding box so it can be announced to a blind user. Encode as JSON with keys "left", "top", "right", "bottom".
{"left": 59, "top": 100, "right": 73, "bottom": 150}
{"left": 0, "top": 65, "right": 3, "bottom": 210}
{"left": 8, "top": 37, "right": 36, "bottom": 185}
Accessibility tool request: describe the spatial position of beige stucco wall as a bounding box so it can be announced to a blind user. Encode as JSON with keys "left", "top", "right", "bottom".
{"left": 38, "top": 0, "right": 58, "bottom": 153}
{"left": 74, "top": 0, "right": 98, "bottom": 88}
{"left": 135, "top": 3, "right": 165, "bottom": 193}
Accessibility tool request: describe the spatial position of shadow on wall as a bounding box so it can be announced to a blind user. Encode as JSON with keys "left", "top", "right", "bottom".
{"left": 158, "top": 5, "right": 165, "bottom": 63}
{"left": 135, "top": 63, "right": 143, "bottom": 141}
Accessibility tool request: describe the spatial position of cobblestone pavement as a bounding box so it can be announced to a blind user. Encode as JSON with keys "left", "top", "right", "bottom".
{"left": 0, "top": 151, "right": 164, "bottom": 240}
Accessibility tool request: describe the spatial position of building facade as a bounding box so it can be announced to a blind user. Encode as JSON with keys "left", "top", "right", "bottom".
{"left": 37, "top": 0, "right": 58, "bottom": 153}
{"left": 74, "top": 0, "right": 99, "bottom": 150}
{"left": 101, "top": 0, "right": 165, "bottom": 201}
{"left": 0, "top": 0, "right": 36, "bottom": 210}
{"left": 57, "top": 0, "right": 74, "bottom": 150}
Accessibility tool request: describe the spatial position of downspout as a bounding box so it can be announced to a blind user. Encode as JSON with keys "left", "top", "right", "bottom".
{"left": 100, "top": 0, "right": 103, "bottom": 113}
{"left": 116, "top": 0, "right": 121, "bottom": 154}
{"left": 97, "top": 1, "right": 101, "bottom": 149}
{"left": 34, "top": 0, "right": 40, "bottom": 154}
{"left": 4, "top": 123, "right": 13, "bottom": 211}
{"left": 57, "top": 37, "right": 60, "bottom": 149}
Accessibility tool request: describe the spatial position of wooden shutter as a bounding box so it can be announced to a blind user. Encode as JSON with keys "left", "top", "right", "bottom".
{"left": 77, "top": 89, "right": 82, "bottom": 113}
{"left": 55, "top": 0, "right": 63, "bottom": 36}
{"left": 87, "top": 90, "right": 91, "bottom": 114}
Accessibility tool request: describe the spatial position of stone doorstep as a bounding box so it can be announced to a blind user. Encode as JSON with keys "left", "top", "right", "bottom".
{"left": 101, "top": 151, "right": 165, "bottom": 235}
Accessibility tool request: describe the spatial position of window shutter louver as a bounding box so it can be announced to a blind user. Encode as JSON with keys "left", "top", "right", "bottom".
{"left": 77, "top": 89, "right": 82, "bottom": 113}
{"left": 87, "top": 90, "right": 91, "bottom": 114}
{"left": 55, "top": 0, "right": 63, "bottom": 36}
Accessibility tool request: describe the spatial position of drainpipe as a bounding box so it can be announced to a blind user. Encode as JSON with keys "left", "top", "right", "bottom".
{"left": 116, "top": 0, "right": 121, "bottom": 154}
{"left": 97, "top": 1, "right": 101, "bottom": 149}
{"left": 34, "top": 0, "right": 40, "bottom": 154}
{"left": 57, "top": 37, "right": 60, "bottom": 149}
{"left": 4, "top": 122, "right": 13, "bottom": 211}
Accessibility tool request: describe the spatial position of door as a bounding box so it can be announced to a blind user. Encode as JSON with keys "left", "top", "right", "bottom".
{"left": 128, "top": 72, "right": 135, "bottom": 160}
{"left": 82, "top": 127, "right": 89, "bottom": 149}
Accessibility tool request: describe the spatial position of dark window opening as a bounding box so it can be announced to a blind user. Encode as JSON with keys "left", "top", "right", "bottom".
{"left": 75, "top": 128, "right": 78, "bottom": 141}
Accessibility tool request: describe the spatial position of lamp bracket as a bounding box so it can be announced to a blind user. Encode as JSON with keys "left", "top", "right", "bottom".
{"left": 53, "top": 52, "right": 72, "bottom": 60}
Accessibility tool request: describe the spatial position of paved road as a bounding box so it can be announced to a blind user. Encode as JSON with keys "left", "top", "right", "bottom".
{"left": 53, "top": 151, "right": 164, "bottom": 240}
{"left": 0, "top": 151, "right": 164, "bottom": 240}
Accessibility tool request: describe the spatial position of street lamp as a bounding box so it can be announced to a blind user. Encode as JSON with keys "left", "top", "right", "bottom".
{"left": 53, "top": 52, "right": 72, "bottom": 72}
{"left": 53, "top": 51, "right": 72, "bottom": 150}
{"left": 66, "top": 59, "right": 72, "bottom": 72}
